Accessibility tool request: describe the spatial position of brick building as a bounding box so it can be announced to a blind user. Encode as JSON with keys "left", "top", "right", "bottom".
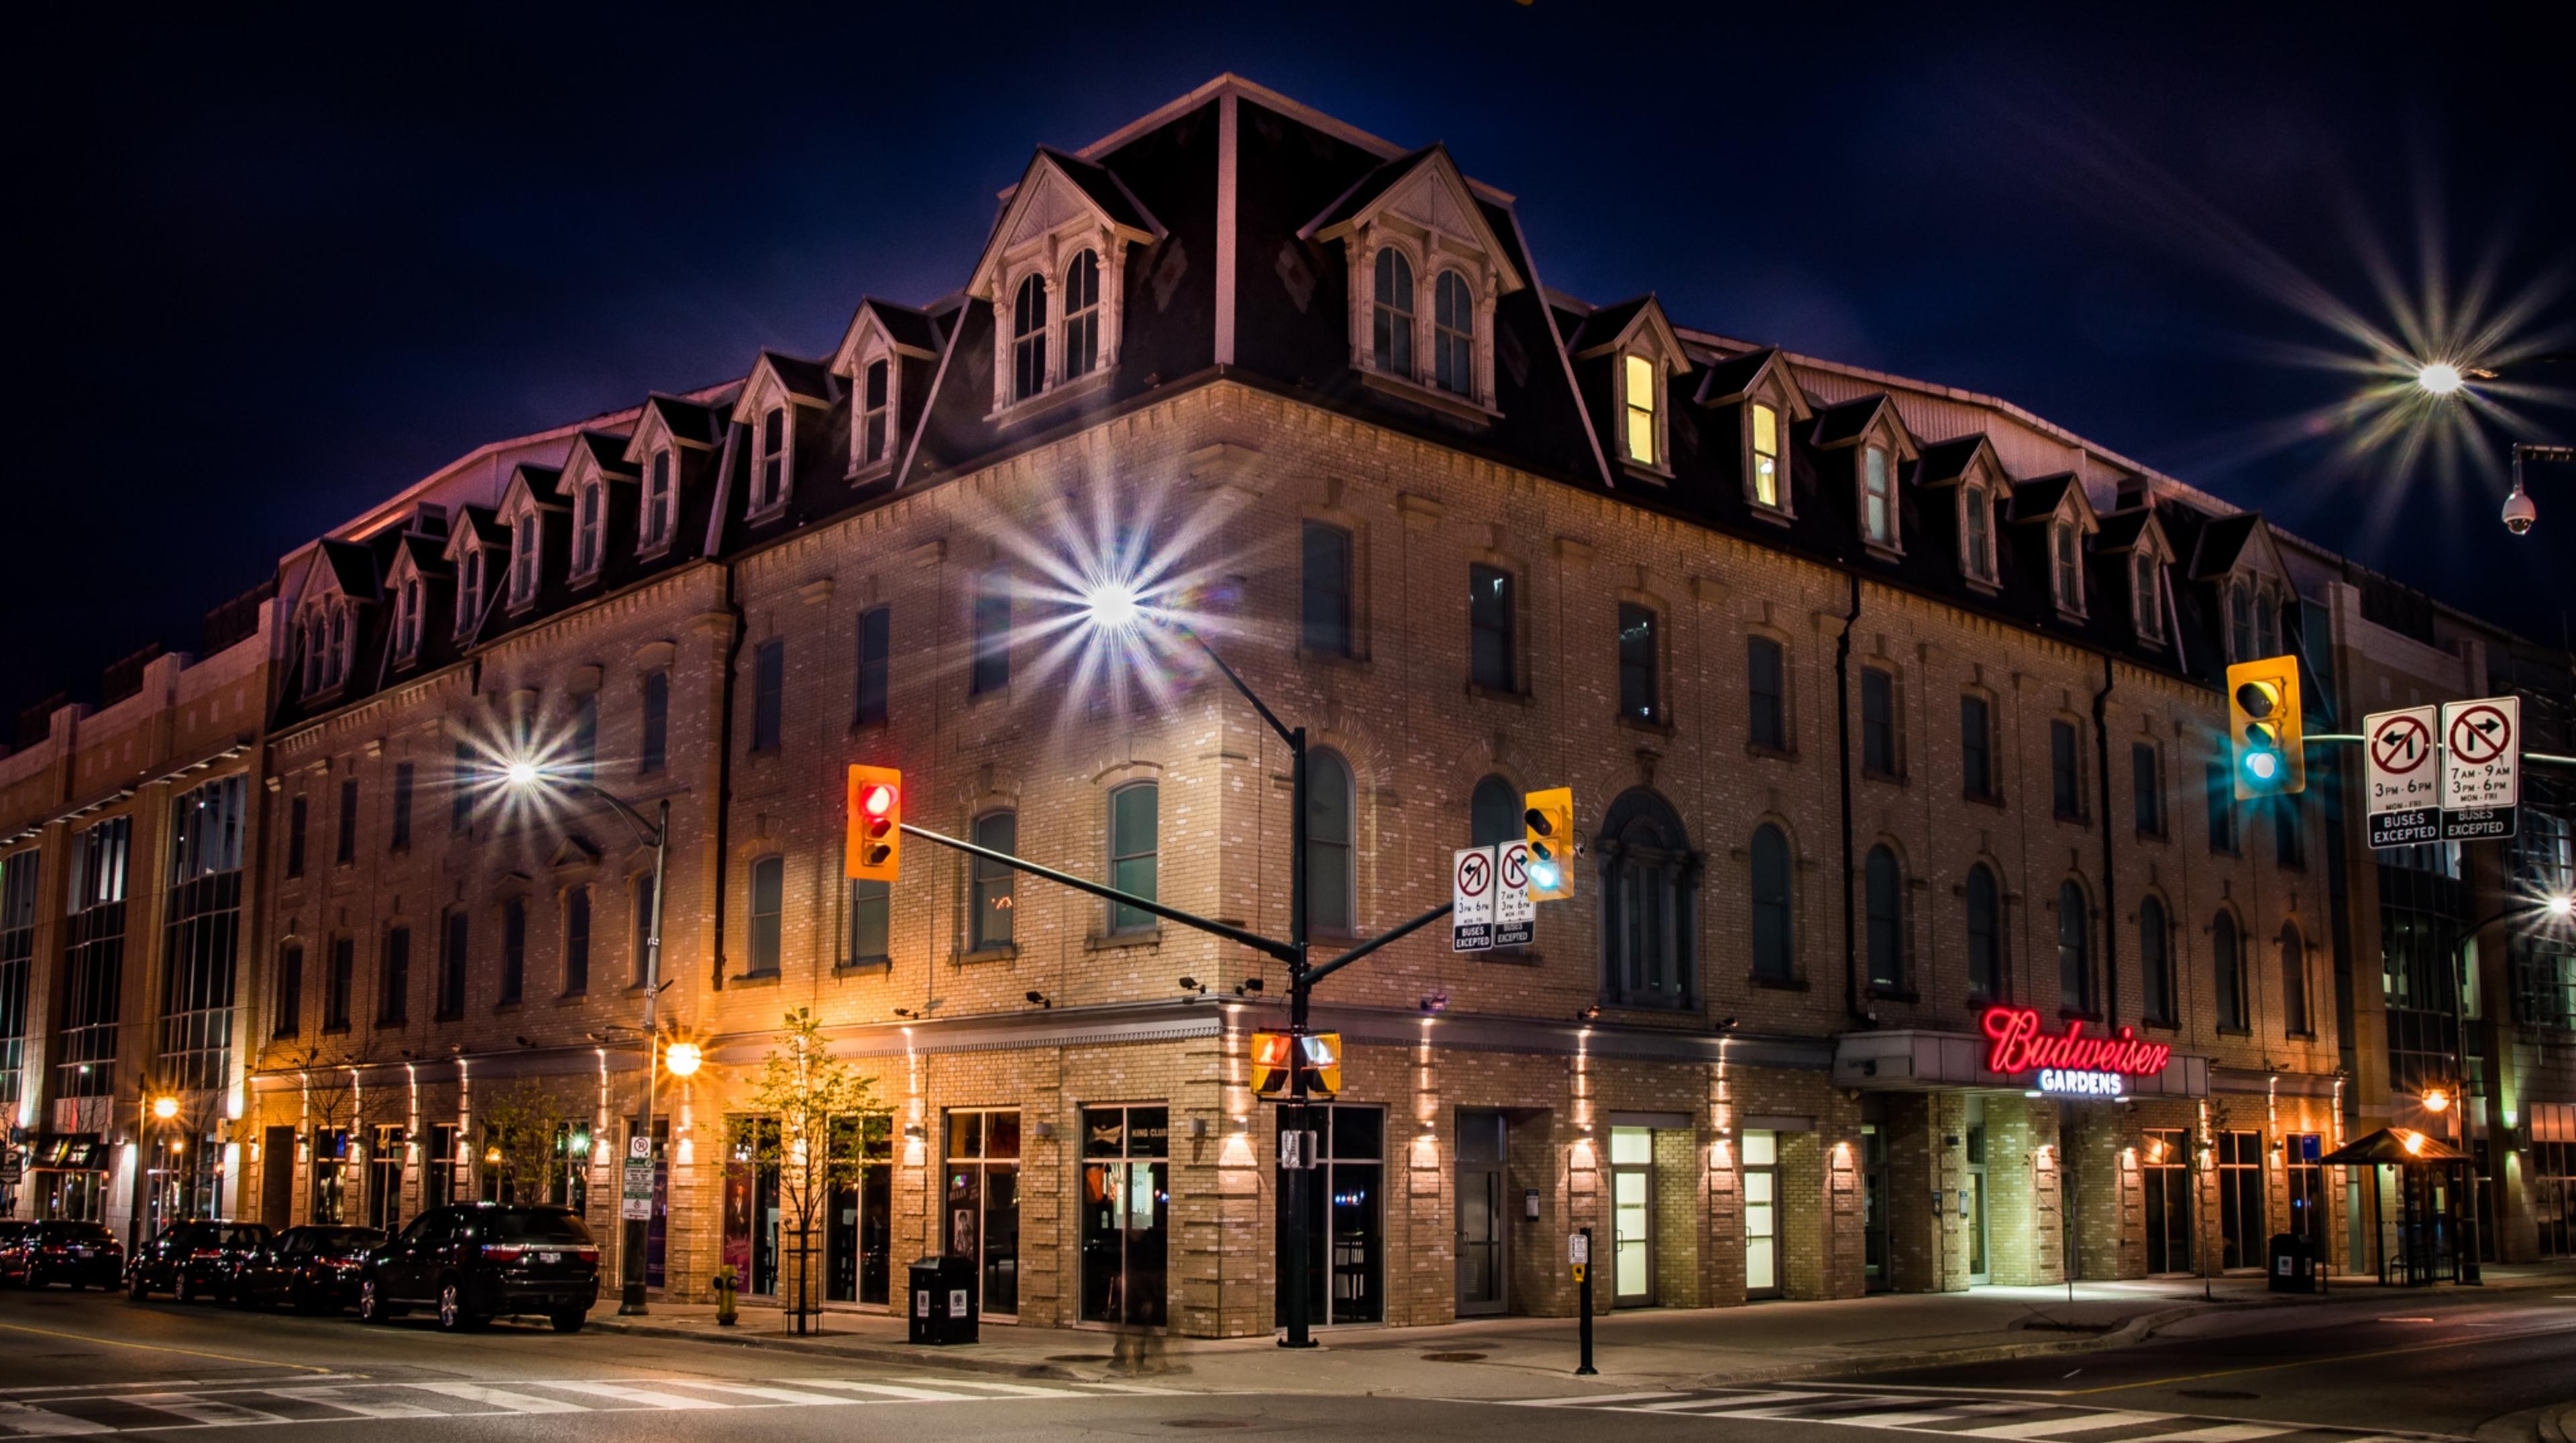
{"left": 3, "top": 76, "right": 2565, "bottom": 1328}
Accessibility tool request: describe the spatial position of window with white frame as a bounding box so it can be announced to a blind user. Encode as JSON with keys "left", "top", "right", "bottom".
{"left": 754, "top": 407, "right": 788, "bottom": 511}
{"left": 1962, "top": 486, "right": 1994, "bottom": 580}
{"left": 1750, "top": 402, "right": 1783, "bottom": 509}
{"left": 858, "top": 361, "right": 891, "bottom": 468}
{"left": 1061, "top": 250, "right": 1100, "bottom": 383}
{"left": 327, "top": 605, "right": 349, "bottom": 687}
{"left": 1623, "top": 354, "right": 1659, "bottom": 467}
{"left": 1432, "top": 270, "right": 1474, "bottom": 396}
{"left": 572, "top": 483, "right": 601, "bottom": 574}
{"left": 641, "top": 449, "right": 672, "bottom": 549}
{"left": 1863, "top": 445, "right": 1896, "bottom": 547}
{"left": 395, "top": 578, "right": 423, "bottom": 658}
{"left": 2134, "top": 551, "right": 2164, "bottom": 641}
{"left": 1011, "top": 274, "right": 1048, "bottom": 403}
{"left": 1372, "top": 248, "right": 1413, "bottom": 377}
{"left": 2051, "top": 520, "right": 2082, "bottom": 612}
{"left": 508, "top": 515, "right": 538, "bottom": 606}
{"left": 456, "top": 547, "right": 483, "bottom": 629}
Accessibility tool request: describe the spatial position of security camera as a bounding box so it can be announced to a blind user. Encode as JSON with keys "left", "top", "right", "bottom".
{"left": 2502, "top": 484, "right": 2536, "bottom": 535}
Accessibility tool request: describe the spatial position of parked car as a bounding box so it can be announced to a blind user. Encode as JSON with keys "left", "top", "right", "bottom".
{"left": 357, "top": 1203, "right": 599, "bottom": 1333}
{"left": 126, "top": 1220, "right": 272, "bottom": 1303}
{"left": 229, "top": 1225, "right": 385, "bottom": 1313}
{"left": 0, "top": 1220, "right": 32, "bottom": 1282}
{"left": 4, "top": 1221, "right": 124, "bottom": 1289}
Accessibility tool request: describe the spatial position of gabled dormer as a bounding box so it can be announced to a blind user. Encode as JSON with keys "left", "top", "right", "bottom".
{"left": 557, "top": 431, "right": 638, "bottom": 587}
{"left": 2009, "top": 474, "right": 2102, "bottom": 619}
{"left": 1565, "top": 295, "right": 1687, "bottom": 481}
{"left": 732, "top": 352, "right": 834, "bottom": 523}
{"left": 383, "top": 526, "right": 452, "bottom": 671}
{"left": 1809, "top": 394, "right": 1921, "bottom": 557}
{"left": 1303, "top": 145, "right": 1527, "bottom": 422}
{"left": 1917, "top": 435, "right": 2010, "bottom": 589}
{"left": 290, "top": 540, "right": 380, "bottom": 701}
{"left": 494, "top": 464, "right": 567, "bottom": 615}
{"left": 829, "top": 298, "right": 942, "bottom": 484}
{"left": 2094, "top": 504, "right": 2178, "bottom": 647}
{"left": 443, "top": 505, "right": 505, "bottom": 643}
{"left": 967, "top": 148, "right": 1162, "bottom": 422}
{"left": 1694, "top": 347, "right": 1812, "bottom": 520}
{"left": 623, "top": 393, "right": 724, "bottom": 559}
{"left": 2185, "top": 511, "right": 2295, "bottom": 663}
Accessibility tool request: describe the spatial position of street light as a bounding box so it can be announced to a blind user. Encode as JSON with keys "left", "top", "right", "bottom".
{"left": 500, "top": 758, "right": 669, "bottom": 1316}
{"left": 2416, "top": 362, "right": 2466, "bottom": 396}
{"left": 151, "top": 1095, "right": 178, "bottom": 1121}
{"left": 664, "top": 1042, "right": 702, "bottom": 1078}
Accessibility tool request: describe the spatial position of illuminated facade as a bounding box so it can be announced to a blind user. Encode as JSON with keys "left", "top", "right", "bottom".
{"left": 4, "top": 77, "right": 2565, "bottom": 1324}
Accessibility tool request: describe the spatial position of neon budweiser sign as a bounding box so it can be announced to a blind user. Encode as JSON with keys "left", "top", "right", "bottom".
{"left": 1980, "top": 1006, "right": 2171, "bottom": 1079}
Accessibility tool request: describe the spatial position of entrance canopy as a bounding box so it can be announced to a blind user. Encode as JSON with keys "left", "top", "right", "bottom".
{"left": 2317, "top": 1127, "right": 2464, "bottom": 1166}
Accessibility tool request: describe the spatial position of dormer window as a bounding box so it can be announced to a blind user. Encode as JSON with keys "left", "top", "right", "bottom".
{"left": 394, "top": 578, "right": 423, "bottom": 658}
{"left": 1863, "top": 445, "right": 1895, "bottom": 547}
{"left": 1752, "top": 403, "right": 1782, "bottom": 508}
{"left": 859, "top": 364, "right": 890, "bottom": 467}
{"left": 1963, "top": 486, "right": 1994, "bottom": 581}
{"left": 456, "top": 547, "right": 483, "bottom": 629}
{"left": 2052, "top": 520, "right": 2083, "bottom": 614}
{"left": 753, "top": 407, "right": 788, "bottom": 511}
{"left": 2257, "top": 590, "right": 2279, "bottom": 657}
{"left": 1373, "top": 249, "right": 1413, "bottom": 375}
{"left": 509, "top": 517, "right": 538, "bottom": 606}
{"left": 1623, "top": 355, "right": 1659, "bottom": 466}
{"left": 304, "top": 602, "right": 350, "bottom": 693}
{"left": 2230, "top": 582, "right": 2253, "bottom": 660}
{"left": 1432, "top": 271, "right": 1475, "bottom": 396}
{"left": 2134, "top": 552, "right": 2164, "bottom": 642}
{"left": 1011, "top": 274, "right": 1048, "bottom": 403}
{"left": 572, "top": 484, "right": 602, "bottom": 575}
{"left": 641, "top": 449, "right": 672, "bottom": 549}
{"left": 1062, "top": 250, "right": 1100, "bottom": 382}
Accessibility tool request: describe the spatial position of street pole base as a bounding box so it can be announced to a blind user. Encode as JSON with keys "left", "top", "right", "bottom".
{"left": 1277, "top": 1337, "right": 1319, "bottom": 1350}
{"left": 618, "top": 1283, "right": 649, "bottom": 1316}
{"left": 1575, "top": 1366, "right": 1598, "bottom": 1377}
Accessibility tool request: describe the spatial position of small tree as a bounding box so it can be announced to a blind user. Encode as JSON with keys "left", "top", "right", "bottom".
{"left": 478, "top": 1080, "right": 574, "bottom": 1206}
{"left": 729, "top": 1008, "right": 880, "bottom": 1333}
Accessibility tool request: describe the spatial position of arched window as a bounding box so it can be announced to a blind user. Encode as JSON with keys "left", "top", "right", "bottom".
{"left": 1864, "top": 845, "right": 1903, "bottom": 990}
{"left": 1305, "top": 750, "right": 1354, "bottom": 933}
{"left": 1469, "top": 774, "right": 1520, "bottom": 847}
{"left": 1965, "top": 863, "right": 2000, "bottom": 998}
{"left": 1011, "top": 272, "right": 1049, "bottom": 403}
{"left": 1601, "top": 790, "right": 1695, "bottom": 1008}
{"left": 2213, "top": 910, "right": 2245, "bottom": 1030}
{"left": 1061, "top": 250, "right": 1101, "bottom": 382}
{"left": 971, "top": 811, "right": 1016, "bottom": 950}
{"left": 1750, "top": 823, "right": 1792, "bottom": 982}
{"left": 2140, "top": 895, "right": 2173, "bottom": 1024}
{"left": 1432, "top": 270, "right": 1474, "bottom": 396}
{"left": 2278, "top": 922, "right": 2308, "bottom": 1035}
{"left": 2057, "top": 880, "right": 2091, "bottom": 1013}
{"left": 1371, "top": 249, "right": 1414, "bottom": 376}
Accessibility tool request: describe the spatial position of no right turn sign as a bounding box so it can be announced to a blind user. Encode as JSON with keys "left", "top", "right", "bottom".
{"left": 2439, "top": 696, "right": 2521, "bottom": 841}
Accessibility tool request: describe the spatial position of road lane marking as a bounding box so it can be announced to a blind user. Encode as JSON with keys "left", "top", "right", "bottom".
{"left": 402, "top": 1382, "right": 588, "bottom": 1414}
{"left": 1791, "top": 1402, "right": 2038, "bottom": 1428}
{"left": 676, "top": 1383, "right": 855, "bottom": 1407}
{"left": 278, "top": 1388, "right": 443, "bottom": 1419}
{"left": 1951, "top": 1411, "right": 2171, "bottom": 1438}
{"left": 0, "top": 1403, "right": 110, "bottom": 1437}
{"left": 890, "top": 1377, "right": 1080, "bottom": 1396}
{"left": 115, "top": 1395, "right": 292, "bottom": 1429}
{"left": 792, "top": 1380, "right": 978, "bottom": 1401}
{"left": 1509, "top": 1392, "right": 1686, "bottom": 1407}
{"left": 538, "top": 1381, "right": 725, "bottom": 1410}
{"left": 2115, "top": 1426, "right": 2297, "bottom": 1442}
{"left": 0, "top": 1325, "right": 331, "bottom": 1375}
{"left": 1631, "top": 1391, "right": 1840, "bottom": 1413}
{"left": 2059, "top": 1321, "right": 2576, "bottom": 1395}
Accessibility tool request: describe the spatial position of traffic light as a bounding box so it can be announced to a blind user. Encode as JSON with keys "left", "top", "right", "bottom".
{"left": 845, "top": 765, "right": 902, "bottom": 880}
{"left": 1523, "top": 786, "right": 1574, "bottom": 902}
{"left": 2225, "top": 657, "right": 2306, "bottom": 800}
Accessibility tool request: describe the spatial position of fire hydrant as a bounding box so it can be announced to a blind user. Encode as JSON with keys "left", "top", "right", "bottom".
{"left": 713, "top": 1265, "right": 739, "bottom": 1327}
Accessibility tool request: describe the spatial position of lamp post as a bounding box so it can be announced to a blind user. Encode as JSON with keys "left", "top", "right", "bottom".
{"left": 2408, "top": 354, "right": 2576, "bottom": 537}
{"left": 500, "top": 761, "right": 669, "bottom": 1316}
{"left": 2445, "top": 892, "right": 2575, "bottom": 1283}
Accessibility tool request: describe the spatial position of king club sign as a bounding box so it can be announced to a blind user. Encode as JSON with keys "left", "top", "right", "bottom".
{"left": 1980, "top": 1006, "right": 2172, "bottom": 1098}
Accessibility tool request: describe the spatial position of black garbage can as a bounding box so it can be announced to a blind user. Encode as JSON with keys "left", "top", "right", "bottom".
{"left": 2266, "top": 1232, "right": 2319, "bottom": 1293}
{"left": 908, "top": 1255, "right": 979, "bottom": 1345}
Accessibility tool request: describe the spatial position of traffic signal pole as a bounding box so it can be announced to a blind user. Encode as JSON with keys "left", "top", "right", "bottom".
{"left": 1285, "top": 727, "right": 1313, "bottom": 1348}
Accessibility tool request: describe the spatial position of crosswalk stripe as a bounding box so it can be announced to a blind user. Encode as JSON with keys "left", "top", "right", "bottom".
{"left": 1511, "top": 1392, "right": 1686, "bottom": 1407}
{"left": 0, "top": 1403, "right": 110, "bottom": 1436}
{"left": 282, "top": 1388, "right": 444, "bottom": 1419}
{"left": 794, "top": 1380, "right": 979, "bottom": 1401}
{"left": 679, "top": 1383, "right": 859, "bottom": 1407}
{"left": 1951, "top": 1411, "right": 2175, "bottom": 1438}
{"left": 539, "top": 1382, "right": 727, "bottom": 1410}
{"left": 115, "top": 1395, "right": 292, "bottom": 1428}
{"left": 403, "top": 1382, "right": 589, "bottom": 1414}
{"left": 1792, "top": 1401, "right": 2041, "bottom": 1428}
{"left": 891, "top": 1378, "right": 1079, "bottom": 1397}
{"left": 1633, "top": 1391, "right": 1840, "bottom": 1413}
{"left": 2114, "top": 1426, "right": 2299, "bottom": 1442}
{"left": 1078, "top": 1383, "right": 1191, "bottom": 1395}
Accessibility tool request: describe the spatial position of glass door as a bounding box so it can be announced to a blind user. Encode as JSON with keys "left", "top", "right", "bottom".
{"left": 2143, "top": 1128, "right": 2192, "bottom": 1273}
{"left": 944, "top": 1110, "right": 1022, "bottom": 1317}
{"left": 1862, "top": 1122, "right": 1889, "bottom": 1292}
{"left": 1742, "top": 1129, "right": 1780, "bottom": 1298}
{"left": 826, "top": 1115, "right": 892, "bottom": 1305}
{"left": 1611, "top": 1126, "right": 1654, "bottom": 1305}
{"left": 1276, "top": 1106, "right": 1383, "bottom": 1326}
{"left": 1079, "top": 1106, "right": 1170, "bottom": 1326}
{"left": 1966, "top": 1098, "right": 1990, "bottom": 1285}
{"left": 2218, "top": 1130, "right": 2263, "bottom": 1269}
{"left": 1454, "top": 1111, "right": 1507, "bottom": 1316}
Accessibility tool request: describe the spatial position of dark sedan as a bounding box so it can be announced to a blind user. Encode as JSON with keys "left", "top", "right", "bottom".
{"left": 5, "top": 1220, "right": 124, "bottom": 1289}
{"left": 229, "top": 1225, "right": 385, "bottom": 1312}
{"left": 126, "top": 1220, "right": 270, "bottom": 1303}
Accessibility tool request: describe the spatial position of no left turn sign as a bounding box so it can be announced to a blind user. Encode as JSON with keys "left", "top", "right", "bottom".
{"left": 2364, "top": 706, "right": 2440, "bottom": 849}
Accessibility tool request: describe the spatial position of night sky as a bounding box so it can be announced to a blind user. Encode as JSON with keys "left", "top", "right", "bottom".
{"left": 9, "top": 3, "right": 2571, "bottom": 730}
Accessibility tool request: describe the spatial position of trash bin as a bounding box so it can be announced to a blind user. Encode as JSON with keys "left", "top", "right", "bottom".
{"left": 908, "top": 1255, "right": 979, "bottom": 1345}
{"left": 2267, "top": 1232, "right": 2319, "bottom": 1293}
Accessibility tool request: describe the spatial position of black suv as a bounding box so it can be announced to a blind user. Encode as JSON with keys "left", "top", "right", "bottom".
{"left": 5, "top": 1220, "right": 123, "bottom": 1289}
{"left": 358, "top": 1204, "right": 598, "bottom": 1332}
{"left": 127, "top": 1220, "right": 271, "bottom": 1303}
{"left": 229, "top": 1225, "right": 385, "bottom": 1313}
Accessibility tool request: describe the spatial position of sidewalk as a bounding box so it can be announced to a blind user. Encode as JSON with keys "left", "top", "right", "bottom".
{"left": 584, "top": 1259, "right": 2576, "bottom": 1397}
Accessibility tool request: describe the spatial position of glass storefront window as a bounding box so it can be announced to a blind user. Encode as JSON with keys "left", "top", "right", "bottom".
{"left": 1277, "top": 1106, "right": 1381, "bottom": 1326}
{"left": 2218, "top": 1130, "right": 2263, "bottom": 1269}
{"left": 945, "top": 1110, "right": 1020, "bottom": 1316}
{"left": 826, "top": 1114, "right": 893, "bottom": 1306}
{"left": 722, "top": 1117, "right": 782, "bottom": 1295}
{"left": 1079, "top": 1105, "right": 1169, "bottom": 1326}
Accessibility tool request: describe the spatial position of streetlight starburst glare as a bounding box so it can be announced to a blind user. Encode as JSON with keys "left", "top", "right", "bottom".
{"left": 1083, "top": 579, "right": 1143, "bottom": 633}
{"left": 2414, "top": 361, "right": 2464, "bottom": 396}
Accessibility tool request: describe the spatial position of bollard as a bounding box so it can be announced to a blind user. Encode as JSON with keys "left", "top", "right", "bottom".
{"left": 1574, "top": 1226, "right": 1596, "bottom": 1376}
{"left": 714, "top": 1264, "right": 739, "bottom": 1327}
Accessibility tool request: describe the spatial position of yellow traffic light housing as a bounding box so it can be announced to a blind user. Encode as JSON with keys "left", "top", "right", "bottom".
{"left": 2224, "top": 657, "right": 2305, "bottom": 800}
{"left": 846, "top": 765, "right": 902, "bottom": 881}
{"left": 1523, "top": 786, "right": 1574, "bottom": 902}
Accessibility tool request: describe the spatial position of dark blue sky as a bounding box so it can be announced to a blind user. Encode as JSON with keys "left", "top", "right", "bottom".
{"left": 8, "top": 2, "right": 2571, "bottom": 729}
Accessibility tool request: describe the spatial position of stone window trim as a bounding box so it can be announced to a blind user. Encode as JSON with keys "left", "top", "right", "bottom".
{"left": 1572, "top": 300, "right": 1686, "bottom": 480}
{"left": 1814, "top": 405, "right": 1918, "bottom": 558}
{"left": 733, "top": 352, "right": 835, "bottom": 523}
{"left": 1348, "top": 233, "right": 1505, "bottom": 418}
{"left": 1464, "top": 549, "right": 1527, "bottom": 697}
{"left": 566, "top": 480, "right": 607, "bottom": 585}
{"left": 386, "top": 563, "right": 427, "bottom": 664}
{"left": 501, "top": 499, "right": 553, "bottom": 614}
{"left": 969, "top": 156, "right": 1152, "bottom": 423}
{"left": 621, "top": 403, "right": 718, "bottom": 563}
{"left": 1700, "top": 353, "right": 1811, "bottom": 517}
{"left": 847, "top": 350, "right": 902, "bottom": 483}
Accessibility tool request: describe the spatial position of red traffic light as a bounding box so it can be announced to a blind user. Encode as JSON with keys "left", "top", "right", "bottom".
{"left": 861, "top": 783, "right": 896, "bottom": 818}
{"left": 847, "top": 765, "right": 902, "bottom": 881}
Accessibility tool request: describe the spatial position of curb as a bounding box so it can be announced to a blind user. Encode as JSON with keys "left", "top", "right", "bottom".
{"left": 2540, "top": 1403, "right": 2574, "bottom": 1443}
{"left": 579, "top": 1318, "right": 1102, "bottom": 1381}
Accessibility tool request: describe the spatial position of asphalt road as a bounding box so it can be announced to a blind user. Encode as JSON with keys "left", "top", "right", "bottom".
{"left": 1, "top": 1285, "right": 2569, "bottom": 1441}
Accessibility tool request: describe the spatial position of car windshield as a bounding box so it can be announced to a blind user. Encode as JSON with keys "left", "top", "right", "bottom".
{"left": 485, "top": 1210, "right": 592, "bottom": 1244}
